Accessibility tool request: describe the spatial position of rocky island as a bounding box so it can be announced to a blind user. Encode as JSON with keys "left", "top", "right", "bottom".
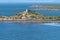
{"left": 30, "top": 4, "right": 60, "bottom": 10}
{"left": 0, "top": 9, "right": 60, "bottom": 23}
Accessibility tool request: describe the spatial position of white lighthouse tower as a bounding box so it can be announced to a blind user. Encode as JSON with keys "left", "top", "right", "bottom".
{"left": 26, "top": 9, "right": 28, "bottom": 12}
{"left": 26, "top": 9, "right": 28, "bottom": 15}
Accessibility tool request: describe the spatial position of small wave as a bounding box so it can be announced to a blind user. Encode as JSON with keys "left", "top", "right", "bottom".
{"left": 43, "top": 23, "right": 60, "bottom": 26}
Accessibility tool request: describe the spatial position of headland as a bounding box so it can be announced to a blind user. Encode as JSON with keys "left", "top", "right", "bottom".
{"left": 0, "top": 9, "right": 60, "bottom": 23}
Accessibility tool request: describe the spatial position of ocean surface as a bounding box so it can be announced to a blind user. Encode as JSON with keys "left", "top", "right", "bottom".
{"left": 0, "top": 22, "right": 60, "bottom": 40}
{"left": 0, "top": 3, "right": 60, "bottom": 16}
{"left": 0, "top": 3, "right": 60, "bottom": 40}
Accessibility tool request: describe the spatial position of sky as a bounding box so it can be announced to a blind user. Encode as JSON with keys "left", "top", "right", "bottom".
{"left": 0, "top": 0, "right": 60, "bottom": 3}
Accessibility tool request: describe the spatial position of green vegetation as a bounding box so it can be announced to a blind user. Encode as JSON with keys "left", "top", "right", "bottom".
{"left": 0, "top": 16, "right": 5, "bottom": 18}
{"left": 0, "top": 10, "right": 60, "bottom": 21}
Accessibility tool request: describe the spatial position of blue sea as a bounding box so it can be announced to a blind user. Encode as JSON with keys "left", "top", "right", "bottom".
{"left": 0, "top": 3, "right": 60, "bottom": 16}
{"left": 0, "top": 3, "right": 60, "bottom": 40}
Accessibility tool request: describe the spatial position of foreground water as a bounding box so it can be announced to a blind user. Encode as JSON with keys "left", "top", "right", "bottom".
{"left": 0, "top": 22, "right": 60, "bottom": 40}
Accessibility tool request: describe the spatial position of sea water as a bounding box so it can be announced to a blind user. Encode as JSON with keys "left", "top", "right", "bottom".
{"left": 0, "top": 3, "right": 60, "bottom": 40}
{"left": 0, "top": 3, "right": 60, "bottom": 16}
{"left": 0, "top": 22, "right": 60, "bottom": 40}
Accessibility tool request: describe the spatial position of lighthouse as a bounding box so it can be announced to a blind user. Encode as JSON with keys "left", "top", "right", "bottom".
{"left": 25, "top": 9, "right": 28, "bottom": 15}
{"left": 26, "top": 9, "right": 28, "bottom": 12}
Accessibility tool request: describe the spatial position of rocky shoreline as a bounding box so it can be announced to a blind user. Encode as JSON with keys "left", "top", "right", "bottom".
{"left": 0, "top": 19, "right": 60, "bottom": 23}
